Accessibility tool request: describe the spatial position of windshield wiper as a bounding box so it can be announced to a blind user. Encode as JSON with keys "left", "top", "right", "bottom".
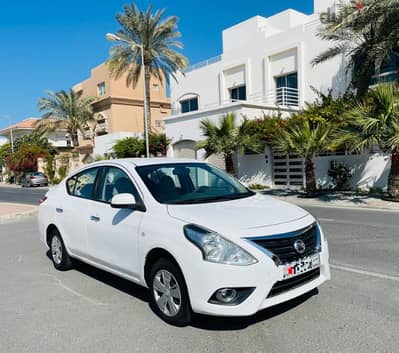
{"left": 170, "top": 192, "right": 254, "bottom": 205}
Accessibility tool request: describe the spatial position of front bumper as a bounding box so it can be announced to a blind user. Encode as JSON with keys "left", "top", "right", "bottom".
{"left": 184, "top": 225, "right": 330, "bottom": 317}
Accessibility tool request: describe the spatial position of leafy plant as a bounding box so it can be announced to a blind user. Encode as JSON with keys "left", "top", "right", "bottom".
{"left": 149, "top": 132, "right": 171, "bottom": 156}
{"left": 113, "top": 137, "right": 145, "bottom": 158}
{"left": 6, "top": 144, "right": 48, "bottom": 175}
{"left": 44, "top": 156, "right": 56, "bottom": 184}
{"left": 328, "top": 161, "right": 353, "bottom": 190}
{"left": 313, "top": 0, "right": 399, "bottom": 97}
{"left": 248, "top": 183, "right": 270, "bottom": 190}
{"left": 57, "top": 164, "right": 68, "bottom": 181}
{"left": 197, "top": 113, "right": 262, "bottom": 175}
{"left": 340, "top": 84, "right": 399, "bottom": 198}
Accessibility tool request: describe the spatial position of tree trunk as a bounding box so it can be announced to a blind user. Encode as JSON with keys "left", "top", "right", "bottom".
{"left": 305, "top": 158, "right": 317, "bottom": 194}
{"left": 71, "top": 132, "right": 79, "bottom": 148}
{"left": 144, "top": 65, "right": 152, "bottom": 135}
{"left": 355, "top": 67, "right": 374, "bottom": 98}
{"left": 388, "top": 152, "right": 399, "bottom": 198}
{"left": 225, "top": 153, "right": 235, "bottom": 176}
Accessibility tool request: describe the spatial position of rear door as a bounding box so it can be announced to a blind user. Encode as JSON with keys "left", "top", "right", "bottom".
{"left": 57, "top": 167, "right": 101, "bottom": 256}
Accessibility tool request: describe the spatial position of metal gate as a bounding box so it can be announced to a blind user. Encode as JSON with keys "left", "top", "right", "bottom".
{"left": 273, "top": 152, "right": 305, "bottom": 188}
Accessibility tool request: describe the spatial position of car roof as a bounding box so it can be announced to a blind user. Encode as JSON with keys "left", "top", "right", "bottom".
{"left": 90, "top": 158, "right": 201, "bottom": 167}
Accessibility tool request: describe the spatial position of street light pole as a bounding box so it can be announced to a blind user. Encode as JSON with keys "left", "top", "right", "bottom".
{"left": 106, "top": 33, "right": 150, "bottom": 157}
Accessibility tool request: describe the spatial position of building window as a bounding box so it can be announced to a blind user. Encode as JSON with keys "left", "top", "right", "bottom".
{"left": 152, "top": 83, "right": 159, "bottom": 91}
{"left": 97, "top": 82, "right": 106, "bottom": 96}
{"left": 275, "top": 72, "right": 299, "bottom": 106}
{"left": 370, "top": 53, "right": 399, "bottom": 85}
{"left": 155, "top": 120, "right": 162, "bottom": 128}
{"left": 229, "top": 85, "right": 246, "bottom": 101}
{"left": 180, "top": 97, "right": 199, "bottom": 113}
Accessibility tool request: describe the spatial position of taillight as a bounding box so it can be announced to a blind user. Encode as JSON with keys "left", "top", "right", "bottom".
{"left": 30, "top": 176, "right": 36, "bottom": 179}
{"left": 39, "top": 196, "right": 47, "bottom": 204}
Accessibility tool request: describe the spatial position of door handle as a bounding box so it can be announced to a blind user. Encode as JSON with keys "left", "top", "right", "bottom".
{"left": 90, "top": 215, "right": 100, "bottom": 222}
{"left": 56, "top": 208, "right": 63, "bottom": 213}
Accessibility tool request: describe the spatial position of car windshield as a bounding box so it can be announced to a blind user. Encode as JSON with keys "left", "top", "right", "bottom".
{"left": 136, "top": 163, "right": 254, "bottom": 204}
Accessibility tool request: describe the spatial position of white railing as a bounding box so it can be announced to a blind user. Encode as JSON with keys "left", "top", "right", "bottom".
{"left": 171, "top": 87, "right": 300, "bottom": 115}
{"left": 185, "top": 55, "right": 222, "bottom": 73}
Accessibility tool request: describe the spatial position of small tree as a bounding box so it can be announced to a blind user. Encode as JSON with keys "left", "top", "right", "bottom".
{"left": 197, "top": 113, "right": 262, "bottom": 175}
{"left": 6, "top": 144, "right": 49, "bottom": 180}
{"left": 275, "top": 116, "right": 334, "bottom": 195}
{"left": 149, "top": 132, "right": 171, "bottom": 156}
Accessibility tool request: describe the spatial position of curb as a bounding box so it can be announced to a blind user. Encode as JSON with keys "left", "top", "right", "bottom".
{"left": 0, "top": 203, "right": 38, "bottom": 224}
{"left": 274, "top": 197, "right": 399, "bottom": 213}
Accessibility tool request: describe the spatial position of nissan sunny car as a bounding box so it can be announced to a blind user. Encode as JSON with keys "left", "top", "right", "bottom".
{"left": 38, "top": 158, "right": 330, "bottom": 325}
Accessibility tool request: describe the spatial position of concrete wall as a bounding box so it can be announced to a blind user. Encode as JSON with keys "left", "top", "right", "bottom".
{"left": 314, "top": 153, "right": 391, "bottom": 190}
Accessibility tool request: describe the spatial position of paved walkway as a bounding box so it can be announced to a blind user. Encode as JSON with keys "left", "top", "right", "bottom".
{"left": 263, "top": 190, "right": 399, "bottom": 211}
{"left": 0, "top": 203, "right": 37, "bottom": 223}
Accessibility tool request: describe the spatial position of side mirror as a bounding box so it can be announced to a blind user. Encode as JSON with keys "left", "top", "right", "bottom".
{"left": 110, "top": 193, "right": 137, "bottom": 209}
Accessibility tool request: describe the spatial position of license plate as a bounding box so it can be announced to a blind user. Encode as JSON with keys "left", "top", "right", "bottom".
{"left": 282, "top": 254, "right": 320, "bottom": 279}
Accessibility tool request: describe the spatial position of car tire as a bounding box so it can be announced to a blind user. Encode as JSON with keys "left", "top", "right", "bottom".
{"left": 148, "top": 258, "right": 192, "bottom": 326}
{"left": 49, "top": 229, "right": 73, "bottom": 271}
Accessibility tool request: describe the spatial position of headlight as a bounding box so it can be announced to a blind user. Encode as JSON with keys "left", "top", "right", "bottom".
{"left": 184, "top": 224, "right": 258, "bottom": 266}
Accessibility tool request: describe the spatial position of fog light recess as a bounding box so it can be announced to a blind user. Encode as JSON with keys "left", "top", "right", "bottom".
{"left": 208, "top": 287, "right": 255, "bottom": 306}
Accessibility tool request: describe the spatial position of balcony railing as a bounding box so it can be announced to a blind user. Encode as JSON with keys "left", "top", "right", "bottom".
{"left": 185, "top": 55, "right": 222, "bottom": 73}
{"left": 172, "top": 87, "right": 300, "bottom": 115}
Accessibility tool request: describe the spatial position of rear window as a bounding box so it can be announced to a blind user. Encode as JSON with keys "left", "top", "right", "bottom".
{"left": 66, "top": 168, "right": 99, "bottom": 199}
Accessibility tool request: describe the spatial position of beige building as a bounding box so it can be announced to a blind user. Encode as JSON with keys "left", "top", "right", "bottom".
{"left": 73, "top": 62, "right": 171, "bottom": 156}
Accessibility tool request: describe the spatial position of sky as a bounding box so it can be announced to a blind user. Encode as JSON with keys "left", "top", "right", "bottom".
{"left": 0, "top": 0, "right": 314, "bottom": 129}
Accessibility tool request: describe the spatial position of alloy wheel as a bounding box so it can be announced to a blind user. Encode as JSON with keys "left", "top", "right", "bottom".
{"left": 153, "top": 269, "right": 182, "bottom": 317}
{"left": 51, "top": 235, "right": 63, "bottom": 265}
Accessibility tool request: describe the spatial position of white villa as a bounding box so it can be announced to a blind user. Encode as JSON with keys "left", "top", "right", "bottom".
{"left": 165, "top": 0, "right": 392, "bottom": 190}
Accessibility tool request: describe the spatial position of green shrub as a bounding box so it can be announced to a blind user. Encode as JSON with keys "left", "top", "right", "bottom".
{"left": 113, "top": 137, "right": 144, "bottom": 158}
{"left": 248, "top": 183, "right": 270, "bottom": 190}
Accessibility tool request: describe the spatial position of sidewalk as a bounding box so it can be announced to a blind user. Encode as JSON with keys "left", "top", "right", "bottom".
{"left": 262, "top": 190, "right": 399, "bottom": 212}
{"left": 0, "top": 203, "right": 38, "bottom": 224}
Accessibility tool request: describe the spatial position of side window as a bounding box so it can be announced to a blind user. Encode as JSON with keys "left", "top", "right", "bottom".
{"left": 97, "top": 167, "right": 139, "bottom": 203}
{"left": 67, "top": 168, "right": 99, "bottom": 199}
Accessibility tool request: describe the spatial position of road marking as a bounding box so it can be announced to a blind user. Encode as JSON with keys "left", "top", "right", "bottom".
{"left": 318, "top": 217, "right": 399, "bottom": 229}
{"left": 39, "top": 273, "right": 108, "bottom": 306}
{"left": 331, "top": 264, "right": 399, "bottom": 282}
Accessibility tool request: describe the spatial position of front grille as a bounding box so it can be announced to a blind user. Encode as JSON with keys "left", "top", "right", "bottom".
{"left": 267, "top": 268, "right": 320, "bottom": 298}
{"left": 250, "top": 223, "right": 319, "bottom": 264}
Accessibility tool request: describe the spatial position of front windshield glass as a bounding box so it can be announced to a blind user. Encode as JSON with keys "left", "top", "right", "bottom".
{"left": 136, "top": 163, "right": 254, "bottom": 204}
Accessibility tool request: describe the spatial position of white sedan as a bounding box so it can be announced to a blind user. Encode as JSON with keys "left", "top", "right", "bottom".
{"left": 38, "top": 158, "right": 330, "bottom": 326}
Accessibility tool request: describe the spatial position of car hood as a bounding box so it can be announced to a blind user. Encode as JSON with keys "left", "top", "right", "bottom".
{"left": 167, "top": 193, "right": 310, "bottom": 235}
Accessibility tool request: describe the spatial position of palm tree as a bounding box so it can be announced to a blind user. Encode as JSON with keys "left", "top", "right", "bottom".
{"left": 313, "top": 0, "right": 399, "bottom": 97}
{"left": 197, "top": 113, "right": 261, "bottom": 175}
{"left": 107, "top": 4, "right": 188, "bottom": 130}
{"left": 36, "top": 89, "right": 95, "bottom": 148}
{"left": 339, "top": 84, "right": 399, "bottom": 198}
{"left": 275, "top": 117, "right": 334, "bottom": 194}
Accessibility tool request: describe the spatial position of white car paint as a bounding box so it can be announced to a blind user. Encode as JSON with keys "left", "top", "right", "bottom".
{"left": 38, "top": 158, "right": 330, "bottom": 317}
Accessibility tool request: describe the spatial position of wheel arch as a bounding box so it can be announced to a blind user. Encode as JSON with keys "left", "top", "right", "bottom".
{"left": 144, "top": 248, "right": 183, "bottom": 287}
{"left": 46, "top": 224, "right": 60, "bottom": 247}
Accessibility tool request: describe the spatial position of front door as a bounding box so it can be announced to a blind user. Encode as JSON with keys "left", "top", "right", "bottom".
{"left": 87, "top": 166, "right": 145, "bottom": 279}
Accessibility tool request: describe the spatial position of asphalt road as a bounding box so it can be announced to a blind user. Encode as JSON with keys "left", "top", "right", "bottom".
{"left": 0, "top": 185, "right": 48, "bottom": 205}
{"left": 0, "top": 206, "right": 398, "bottom": 353}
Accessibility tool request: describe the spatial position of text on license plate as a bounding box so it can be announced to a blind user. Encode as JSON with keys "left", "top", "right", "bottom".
{"left": 283, "top": 254, "right": 320, "bottom": 279}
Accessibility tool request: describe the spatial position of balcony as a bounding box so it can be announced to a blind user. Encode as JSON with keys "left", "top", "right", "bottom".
{"left": 172, "top": 87, "right": 300, "bottom": 115}
{"left": 96, "top": 122, "right": 108, "bottom": 136}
